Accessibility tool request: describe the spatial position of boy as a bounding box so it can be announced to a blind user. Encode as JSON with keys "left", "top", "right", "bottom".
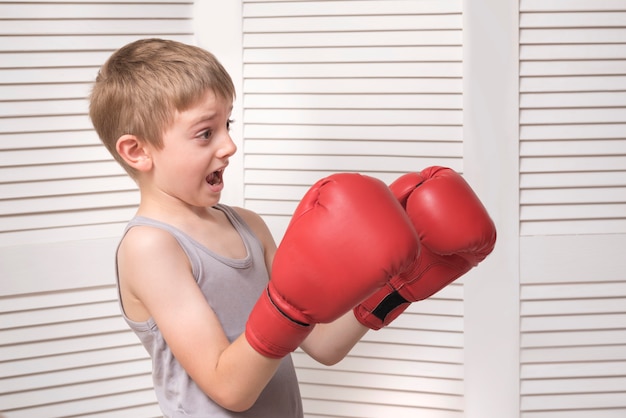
{"left": 90, "top": 38, "right": 496, "bottom": 417}
{"left": 89, "top": 38, "right": 409, "bottom": 417}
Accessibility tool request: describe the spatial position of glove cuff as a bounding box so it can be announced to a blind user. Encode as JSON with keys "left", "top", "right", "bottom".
{"left": 246, "top": 288, "right": 313, "bottom": 359}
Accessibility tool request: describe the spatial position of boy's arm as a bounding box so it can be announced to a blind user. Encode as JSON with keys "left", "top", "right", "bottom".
{"left": 118, "top": 226, "right": 280, "bottom": 413}
{"left": 300, "top": 312, "right": 369, "bottom": 365}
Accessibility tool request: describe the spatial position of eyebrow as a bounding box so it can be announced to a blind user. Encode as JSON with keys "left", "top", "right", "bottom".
{"left": 191, "top": 105, "right": 234, "bottom": 125}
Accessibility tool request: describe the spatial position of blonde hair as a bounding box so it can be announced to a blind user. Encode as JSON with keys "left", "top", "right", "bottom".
{"left": 89, "top": 38, "right": 235, "bottom": 176}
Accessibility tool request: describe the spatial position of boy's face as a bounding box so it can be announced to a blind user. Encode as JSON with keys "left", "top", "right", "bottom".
{"left": 147, "top": 90, "right": 236, "bottom": 209}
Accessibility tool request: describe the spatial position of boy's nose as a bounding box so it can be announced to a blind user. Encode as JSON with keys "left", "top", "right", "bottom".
{"left": 218, "top": 133, "right": 237, "bottom": 158}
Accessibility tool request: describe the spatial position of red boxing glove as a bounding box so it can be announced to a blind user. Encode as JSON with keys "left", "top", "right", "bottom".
{"left": 354, "top": 166, "right": 497, "bottom": 330}
{"left": 246, "top": 173, "right": 420, "bottom": 358}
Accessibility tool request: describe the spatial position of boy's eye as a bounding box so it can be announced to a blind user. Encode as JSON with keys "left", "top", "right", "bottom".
{"left": 227, "top": 119, "right": 234, "bottom": 131}
{"left": 199, "top": 129, "right": 212, "bottom": 140}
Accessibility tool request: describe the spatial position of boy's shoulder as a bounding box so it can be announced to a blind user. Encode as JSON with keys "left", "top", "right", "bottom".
{"left": 118, "top": 219, "right": 184, "bottom": 262}
{"left": 229, "top": 206, "right": 268, "bottom": 234}
{"left": 229, "top": 205, "right": 259, "bottom": 223}
{"left": 228, "top": 206, "right": 276, "bottom": 256}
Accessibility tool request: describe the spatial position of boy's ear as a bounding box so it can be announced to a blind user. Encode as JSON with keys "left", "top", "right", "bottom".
{"left": 116, "top": 134, "right": 152, "bottom": 172}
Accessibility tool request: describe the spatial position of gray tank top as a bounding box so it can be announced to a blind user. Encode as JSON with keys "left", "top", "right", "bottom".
{"left": 117, "top": 204, "right": 303, "bottom": 417}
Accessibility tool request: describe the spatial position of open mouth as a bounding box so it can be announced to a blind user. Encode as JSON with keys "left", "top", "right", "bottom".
{"left": 206, "top": 169, "right": 224, "bottom": 186}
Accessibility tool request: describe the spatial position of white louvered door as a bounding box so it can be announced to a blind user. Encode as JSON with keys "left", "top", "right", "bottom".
{"left": 0, "top": 1, "right": 194, "bottom": 416}
{"left": 4, "top": 0, "right": 625, "bottom": 416}
{"left": 519, "top": 0, "right": 626, "bottom": 416}
{"left": 242, "top": 1, "right": 466, "bottom": 417}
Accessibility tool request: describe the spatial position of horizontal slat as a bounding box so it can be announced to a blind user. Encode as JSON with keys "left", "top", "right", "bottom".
{"left": 244, "top": 30, "right": 461, "bottom": 48}
{"left": 522, "top": 376, "right": 626, "bottom": 395}
{"left": 82, "top": 403, "right": 162, "bottom": 418}
{"left": 521, "top": 28, "right": 626, "bottom": 44}
{"left": 0, "top": 344, "right": 147, "bottom": 379}
{"left": 520, "top": 139, "right": 626, "bottom": 156}
{"left": 1, "top": 316, "right": 129, "bottom": 345}
{"left": 0, "top": 99, "right": 88, "bottom": 118}
{"left": 363, "top": 328, "right": 463, "bottom": 348}
{"left": 520, "top": 155, "right": 626, "bottom": 172}
{"left": 245, "top": 108, "right": 462, "bottom": 126}
{"left": 2, "top": 300, "right": 119, "bottom": 329}
{"left": 293, "top": 351, "right": 463, "bottom": 380}
{"left": 521, "top": 171, "right": 626, "bottom": 188}
{"left": 8, "top": 0, "right": 186, "bottom": 2}
{"left": 302, "top": 398, "right": 462, "bottom": 418}
{"left": 243, "top": 0, "right": 461, "bottom": 17}
{"left": 0, "top": 145, "right": 110, "bottom": 166}
{"left": 0, "top": 206, "right": 136, "bottom": 233}
{"left": 0, "top": 190, "right": 139, "bottom": 216}
{"left": 245, "top": 124, "right": 462, "bottom": 141}
{"left": 244, "top": 154, "right": 462, "bottom": 172}
{"left": 297, "top": 368, "right": 463, "bottom": 395}
{"left": 0, "top": 34, "right": 190, "bottom": 54}
{"left": 520, "top": 92, "right": 626, "bottom": 108}
{"left": 520, "top": 12, "right": 626, "bottom": 28}
{"left": 522, "top": 313, "right": 626, "bottom": 332}
{"left": 243, "top": 46, "right": 461, "bottom": 63}
{"left": 522, "top": 329, "right": 626, "bottom": 348}
{"left": 521, "top": 218, "right": 626, "bottom": 236}
{"left": 299, "top": 382, "right": 463, "bottom": 411}
{"left": 522, "top": 282, "right": 626, "bottom": 300}
{"left": 0, "top": 83, "right": 93, "bottom": 101}
{"left": 0, "top": 330, "right": 138, "bottom": 363}
{"left": 0, "top": 20, "right": 192, "bottom": 35}
{"left": 0, "top": 176, "right": 135, "bottom": 200}
{"left": 520, "top": 75, "right": 626, "bottom": 92}
{"left": 0, "top": 375, "right": 156, "bottom": 415}
{"left": 0, "top": 286, "right": 117, "bottom": 312}
{"left": 244, "top": 77, "right": 462, "bottom": 93}
{"left": 350, "top": 341, "right": 463, "bottom": 364}
{"left": 385, "top": 313, "right": 463, "bottom": 334}
{"left": 0, "top": 130, "right": 100, "bottom": 150}
{"left": 244, "top": 15, "right": 462, "bottom": 32}
{"left": 3, "top": 389, "right": 159, "bottom": 418}
{"left": 521, "top": 203, "right": 626, "bottom": 221}
{"left": 2, "top": 358, "right": 151, "bottom": 396}
{"left": 520, "top": 59, "right": 626, "bottom": 76}
{"left": 0, "top": 115, "right": 94, "bottom": 134}
{"left": 520, "top": 44, "right": 626, "bottom": 60}
{"left": 244, "top": 92, "right": 462, "bottom": 109}
{"left": 0, "top": 3, "right": 190, "bottom": 18}
{"left": 0, "top": 67, "right": 100, "bottom": 84}
{"left": 0, "top": 161, "right": 124, "bottom": 183}
{"left": 0, "top": 222, "right": 127, "bottom": 247}
{"left": 520, "top": 187, "right": 626, "bottom": 204}
{"left": 522, "top": 345, "right": 626, "bottom": 363}
{"left": 520, "top": 123, "right": 626, "bottom": 140}
{"left": 521, "top": 108, "right": 626, "bottom": 124}
{"left": 521, "top": 0, "right": 626, "bottom": 12}
{"left": 521, "top": 297, "right": 626, "bottom": 316}
{"left": 522, "top": 392, "right": 626, "bottom": 412}
{"left": 0, "top": 50, "right": 110, "bottom": 67}
{"left": 522, "top": 409, "right": 626, "bottom": 418}
{"left": 246, "top": 199, "right": 301, "bottom": 217}
{"left": 244, "top": 62, "right": 462, "bottom": 78}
